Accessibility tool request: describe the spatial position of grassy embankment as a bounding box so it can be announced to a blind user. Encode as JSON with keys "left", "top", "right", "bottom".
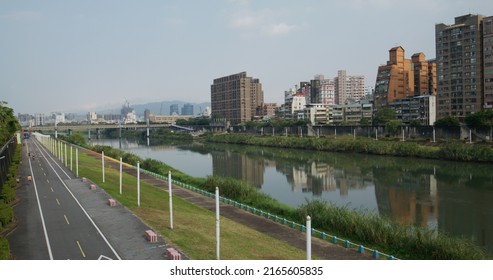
{"left": 75, "top": 150, "right": 307, "bottom": 260}
{"left": 204, "top": 133, "right": 493, "bottom": 163}
{"left": 0, "top": 144, "right": 22, "bottom": 260}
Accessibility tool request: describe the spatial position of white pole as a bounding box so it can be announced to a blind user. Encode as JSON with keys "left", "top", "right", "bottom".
{"left": 216, "top": 187, "right": 220, "bottom": 260}
{"left": 433, "top": 127, "right": 436, "bottom": 143}
{"left": 307, "top": 215, "right": 312, "bottom": 260}
{"left": 169, "top": 171, "right": 173, "bottom": 229}
{"left": 469, "top": 129, "right": 472, "bottom": 144}
{"left": 119, "top": 157, "right": 122, "bottom": 195}
{"left": 375, "top": 128, "right": 378, "bottom": 140}
{"left": 64, "top": 143, "right": 67, "bottom": 166}
{"left": 76, "top": 148, "right": 79, "bottom": 177}
{"left": 102, "top": 151, "right": 105, "bottom": 183}
{"left": 402, "top": 128, "right": 405, "bottom": 142}
{"left": 70, "top": 146, "right": 73, "bottom": 171}
{"left": 354, "top": 129, "right": 356, "bottom": 139}
{"left": 137, "top": 161, "right": 140, "bottom": 207}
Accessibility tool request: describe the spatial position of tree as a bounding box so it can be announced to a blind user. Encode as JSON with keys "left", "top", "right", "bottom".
{"left": 373, "top": 108, "right": 396, "bottom": 126}
{"left": 359, "top": 118, "right": 370, "bottom": 126}
{"left": 465, "top": 110, "right": 493, "bottom": 129}
{"left": 0, "top": 101, "right": 20, "bottom": 143}
{"left": 409, "top": 119, "right": 421, "bottom": 127}
{"left": 434, "top": 116, "right": 460, "bottom": 127}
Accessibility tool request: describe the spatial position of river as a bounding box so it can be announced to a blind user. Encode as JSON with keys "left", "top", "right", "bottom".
{"left": 92, "top": 138, "right": 493, "bottom": 256}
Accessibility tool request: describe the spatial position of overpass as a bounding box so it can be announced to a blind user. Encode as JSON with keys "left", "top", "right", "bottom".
{"left": 26, "top": 123, "right": 173, "bottom": 132}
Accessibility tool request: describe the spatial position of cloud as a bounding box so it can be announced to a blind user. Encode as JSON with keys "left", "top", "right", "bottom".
{"left": 267, "top": 22, "right": 297, "bottom": 36}
{"left": 227, "top": 5, "right": 298, "bottom": 37}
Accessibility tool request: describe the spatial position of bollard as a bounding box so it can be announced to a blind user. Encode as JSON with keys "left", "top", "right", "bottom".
{"left": 320, "top": 232, "right": 327, "bottom": 240}
{"left": 331, "top": 236, "right": 338, "bottom": 244}
{"left": 373, "top": 250, "right": 379, "bottom": 259}
{"left": 291, "top": 221, "right": 296, "bottom": 228}
{"left": 387, "top": 255, "right": 395, "bottom": 260}
{"left": 282, "top": 218, "right": 287, "bottom": 225}
{"left": 266, "top": 213, "right": 270, "bottom": 219}
{"left": 300, "top": 225, "right": 306, "bottom": 232}
{"left": 345, "top": 240, "right": 350, "bottom": 248}
{"left": 274, "top": 216, "right": 279, "bottom": 222}
{"left": 358, "top": 245, "right": 364, "bottom": 254}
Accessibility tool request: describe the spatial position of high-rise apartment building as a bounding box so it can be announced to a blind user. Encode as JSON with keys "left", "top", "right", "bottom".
{"left": 374, "top": 46, "right": 436, "bottom": 111}
{"left": 310, "top": 75, "right": 335, "bottom": 106}
{"left": 484, "top": 16, "right": 493, "bottom": 109}
{"left": 435, "top": 14, "right": 489, "bottom": 119}
{"left": 211, "top": 71, "right": 264, "bottom": 125}
{"left": 335, "top": 70, "right": 365, "bottom": 105}
{"left": 374, "top": 47, "right": 415, "bottom": 109}
{"left": 412, "top": 53, "right": 437, "bottom": 96}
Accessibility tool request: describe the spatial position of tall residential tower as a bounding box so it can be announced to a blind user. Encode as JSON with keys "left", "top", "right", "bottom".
{"left": 435, "top": 14, "right": 492, "bottom": 119}
{"left": 211, "top": 72, "right": 264, "bottom": 125}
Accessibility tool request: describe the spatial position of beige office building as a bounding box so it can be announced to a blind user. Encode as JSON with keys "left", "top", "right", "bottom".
{"left": 211, "top": 72, "right": 264, "bottom": 125}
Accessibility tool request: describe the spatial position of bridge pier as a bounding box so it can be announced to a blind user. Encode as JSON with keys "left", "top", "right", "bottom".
{"left": 96, "top": 128, "right": 101, "bottom": 139}
{"left": 88, "top": 129, "right": 91, "bottom": 140}
{"left": 146, "top": 119, "right": 150, "bottom": 146}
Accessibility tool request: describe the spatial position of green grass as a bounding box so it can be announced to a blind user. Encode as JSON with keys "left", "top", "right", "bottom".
{"left": 204, "top": 133, "right": 493, "bottom": 163}
{"left": 76, "top": 151, "right": 307, "bottom": 260}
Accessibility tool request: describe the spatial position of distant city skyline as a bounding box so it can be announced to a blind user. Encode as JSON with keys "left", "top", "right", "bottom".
{"left": 1, "top": 0, "right": 492, "bottom": 114}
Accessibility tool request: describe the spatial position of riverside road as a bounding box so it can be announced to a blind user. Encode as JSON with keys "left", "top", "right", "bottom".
{"left": 7, "top": 137, "right": 168, "bottom": 260}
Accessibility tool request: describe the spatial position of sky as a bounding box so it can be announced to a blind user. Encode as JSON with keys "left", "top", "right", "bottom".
{"left": 1, "top": 0, "right": 493, "bottom": 115}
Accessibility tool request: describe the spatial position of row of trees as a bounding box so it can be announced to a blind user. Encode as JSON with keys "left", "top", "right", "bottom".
{"left": 0, "top": 102, "right": 20, "bottom": 144}
{"left": 366, "top": 107, "right": 493, "bottom": 132}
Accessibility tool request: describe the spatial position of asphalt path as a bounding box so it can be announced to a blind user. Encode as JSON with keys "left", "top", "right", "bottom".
{"left": 7, "top": 138, "right": 120, "bottom": 260}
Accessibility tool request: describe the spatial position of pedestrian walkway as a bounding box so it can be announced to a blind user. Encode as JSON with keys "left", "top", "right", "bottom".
{"left": 81, "top": 148, "right": 372, "bottom": 260}
{"left": 64, "top": 178, "right": 180, "bottom": 260}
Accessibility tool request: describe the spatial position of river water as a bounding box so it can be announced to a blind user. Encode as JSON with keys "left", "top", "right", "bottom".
{"left": 92, "top": 138, "right": 493, "bottom": 256}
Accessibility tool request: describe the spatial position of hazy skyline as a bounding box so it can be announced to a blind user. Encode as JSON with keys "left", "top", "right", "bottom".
{"left": 2, "top": 0, "right": 492, "bottom": 115}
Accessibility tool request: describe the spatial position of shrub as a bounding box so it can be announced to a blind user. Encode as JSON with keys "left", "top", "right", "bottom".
{"left": 0, "top": 237, "right": 10, "bottom": 260}
{"left": 0, "top": 200, "right": 14, "bottom": 227}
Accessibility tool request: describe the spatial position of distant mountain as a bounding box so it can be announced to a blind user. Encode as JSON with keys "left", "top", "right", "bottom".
{"left": 100, "top": 100, "right": 211, "bottom": 116}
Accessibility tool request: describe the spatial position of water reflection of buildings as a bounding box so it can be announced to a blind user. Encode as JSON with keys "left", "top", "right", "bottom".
{"left": 211, "top": 151, "right": 265, "bottom": 188}
{"left": 374, "top": 169, "right": 439, "bottom": 229}
{"left": 280, "top": 161, "right": 372, "bottom": 196}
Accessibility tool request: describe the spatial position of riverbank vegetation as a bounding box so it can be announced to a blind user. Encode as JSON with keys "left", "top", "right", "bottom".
{"left": 0, "top": 145, "right": 21, "bottom": 260}
{"left": 0, "top": 101, "right": 21, "bottom": 260}
{"left": 68, "top": 133, "right": 489, "bottom": 259}
{"left": 204, "top": 133, "right": 493, "bottom": 163}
